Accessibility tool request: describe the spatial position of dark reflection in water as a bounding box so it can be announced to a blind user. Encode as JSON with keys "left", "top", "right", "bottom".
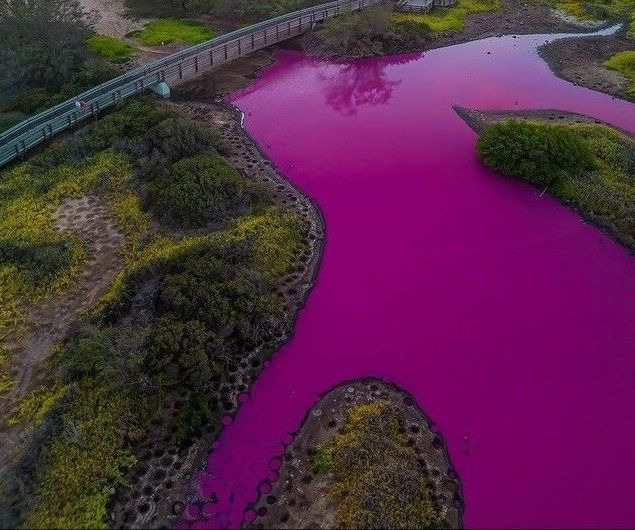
{"left": 320, "top": 54, "right": 422, "bottom": 115}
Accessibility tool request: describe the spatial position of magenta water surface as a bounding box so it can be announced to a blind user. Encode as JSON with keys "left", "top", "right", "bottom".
{"left": 190, "top": 32, "right": 635, "bottom": 528}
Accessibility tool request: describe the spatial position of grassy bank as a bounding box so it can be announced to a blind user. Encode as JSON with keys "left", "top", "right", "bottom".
{"left": 394, "top": 0, "right": 501, "bottom": 33}
{"left": 604, "top": 51, "right": 635, "bottom": 96}
{"left": 476, "top": 119, "right": 635, "bottom": 250}
{"left": 0, "top": 98, "right": 309, "bottom": 528}
{"left": 536, "top": 0, "right": 635, "bottom": 21}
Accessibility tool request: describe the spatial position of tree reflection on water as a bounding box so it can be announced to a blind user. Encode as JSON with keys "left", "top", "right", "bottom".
{"left": 319, "top": 54, "right": 422, "bottom": 115}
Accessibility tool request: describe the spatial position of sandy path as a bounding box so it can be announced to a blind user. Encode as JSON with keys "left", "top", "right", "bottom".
{"left": 80, "top": 0, "right": 148, "bottom": 38}
{"left": 0, "top": 195, "right": 125, "bottom": 471}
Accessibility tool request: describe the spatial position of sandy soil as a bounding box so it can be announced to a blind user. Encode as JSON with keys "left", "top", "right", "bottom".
{"left": 0, "top": 195, "right": 124, "bottom": 471}
{"left": 244, "top": 378, "right": 462, "bottom": 529}
{"left": 454, "top": 106, "right": 635, "bottom": 253}
{"left": 80, "top": 0, "right": 148, "bottom": 38}
{"left": 539, "top": 32, "right": 634, "bottom": 102}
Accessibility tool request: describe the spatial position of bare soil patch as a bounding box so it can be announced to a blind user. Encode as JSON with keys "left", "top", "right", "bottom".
{"left": 245, "top": 378, "right": 463, "bottom": 529}
{"left": 0, "top": 194, "right": 124, "bottom": 470}
{"left": 79, "top": 0, "right": 148, "bottom": 38}
{"left": 425, "top": 0, "right": 603, "bottom": 48}
{"left": 539, "top": 32, "right": 634, "bottom": 102}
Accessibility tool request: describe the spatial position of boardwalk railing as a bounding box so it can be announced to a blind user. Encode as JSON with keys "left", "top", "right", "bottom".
{"left": 0, "top": 0, "right": 382, "bottom": 167}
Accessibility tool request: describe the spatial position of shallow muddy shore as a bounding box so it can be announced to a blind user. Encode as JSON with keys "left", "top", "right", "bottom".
{"left": 109, "top": 96, "right": 325, "bottom": 528}
{"left": 244, "top": 378, "right": 463, "bottom": 530}
{"left": 539, "top": 30, "right": 634, "bottom": 102}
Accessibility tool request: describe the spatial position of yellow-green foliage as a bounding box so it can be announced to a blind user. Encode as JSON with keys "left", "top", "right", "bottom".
{"left": 86, "top": 34, "right": 136, "bottom": 63}
{"left": 7, "top": 381, "right": 68, "bottom": 427}
{"left": 604, "top": 51, "right": 635, "bottom": 97}
{"left": 0, "top": 346, "right": 13, "bottom": 395}
{"left": 0, "top": 151, "right": 129, "bottom": 340}
{"left": 109, "top": 192, "right": 150, "bottom": 260}
{"left": 25, "top": 381, "right": 137, "bottom": 529}
{"left": 217, "top": 207, "right": 307, "bottom": 279}
{"left": 314, "top": 400, "right": 447, "bottom": 529}
{"left": 394, "top": 0, "right": 500, "bottom": 32}
{"left": 535, "top": 0, "right": 635, "bottom": 21}
{"left": 128, "top": 18, "right": 214, "bottom": 46}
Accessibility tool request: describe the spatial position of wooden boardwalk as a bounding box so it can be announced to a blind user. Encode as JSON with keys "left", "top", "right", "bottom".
{"left": 0, "top": 0, "right": 382, "bottom": 167}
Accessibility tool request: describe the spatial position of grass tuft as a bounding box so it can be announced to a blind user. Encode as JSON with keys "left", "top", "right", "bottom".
{"left": 128, "top": 18, "right": 214, "bottom": 46}
{"left": 86, "top": 34, "right": 136, "bottom": 63}
{"left": 604, "top": 50, "right": 635, "bottom": 97}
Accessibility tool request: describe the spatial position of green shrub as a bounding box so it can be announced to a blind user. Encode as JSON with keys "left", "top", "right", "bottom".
{"left": 308, "top": 4, "right": 432, "bottom": 57}
{"left": 128, "top": 18, "right": 214, "bottom": 45}
{"left": 476, "top": 119, "right": 596, "bottom": 186}
{"left": 150, "top": 153, "right": 267, "bottom": 227}
{"left": 86, "top": 34, "right": 136, "bottom": 63}
{"left": 604, "top": 51, "right": 635, "bottom": 97}
{"left": 0, "top": 239, "right": 73, "bottom": 283}
{"left": 174, "top": 393, "right": 219, "bottom": 444}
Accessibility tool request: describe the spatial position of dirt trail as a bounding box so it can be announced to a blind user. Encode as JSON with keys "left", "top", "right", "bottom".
{"left": 80, "top": 0, "right": 148, "bottom": 38}
{"left": 0, "top": 195, "right": 124, "bottom": 470}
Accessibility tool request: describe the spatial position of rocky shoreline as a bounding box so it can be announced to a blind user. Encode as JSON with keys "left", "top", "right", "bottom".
{"left": 244, "top": 378, "right": 463, "bottom": 529}
{"left": 110, "top": 94, "right": 326, "bottom": 528}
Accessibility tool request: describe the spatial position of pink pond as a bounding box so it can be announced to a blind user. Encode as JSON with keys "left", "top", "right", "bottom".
{"left": 191, "top": 31, "right": 635, "bottom": 528}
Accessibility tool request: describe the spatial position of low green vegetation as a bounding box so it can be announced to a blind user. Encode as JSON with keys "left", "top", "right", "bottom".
{"left": 306, "top": 4, "right": 432, "bottom": 57}
{"left": 604, "top": 51, "right": 635, "bottom": 97}
{"left": 477, "top": 119, "right": 635, "bottom": 247}
{"left": 128, "top": 18, "right": 214, "bottom": 45}
{"left": 0, "top": 97, "right": 308, "bottom": 528}
{"left": 313, "top": 400, "right": 448, "bottom": 529}
{"left": 86, "top": 34, "right": 136, "bottom": 63}
{"left": 536, "top": 0, "right": 635, "bottom": 21}
{"left": 394, "top": 0, "right": 500, "bottom": 33}
{"left": 150, "top": 153, "right": 269, "bottom": 227}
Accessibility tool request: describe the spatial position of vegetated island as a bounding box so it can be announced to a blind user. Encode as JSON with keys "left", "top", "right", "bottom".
{"left": 245, "top": 378, "right": 462, "bottom": 530}
{"left": 455, "top": 106, "right": 635, "bottom": 253}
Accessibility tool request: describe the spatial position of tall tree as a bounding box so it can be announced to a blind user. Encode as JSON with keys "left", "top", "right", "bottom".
{"left": 0, "top": 0, "right": 94, "bottom": 93}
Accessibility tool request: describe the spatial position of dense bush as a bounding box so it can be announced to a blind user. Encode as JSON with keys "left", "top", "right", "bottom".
{"left": 476, "top": 119, "right": 596, "bottom": 186}
{"left": 0, "top": 239, "right": 73, "bottom": 283}
{"left": 125, "top": 0, "right": 325, "bottom": 20}
{"left": 150, "top": 154, "right": 268, "bottom": 227}
{"left": 313, "top": 400, "right": 448, "bottom": 529}
{"left": 306, "top": 4, "right": 432, "bottom": 57}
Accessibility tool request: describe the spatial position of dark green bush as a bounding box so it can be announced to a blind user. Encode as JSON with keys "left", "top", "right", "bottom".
{"left": 174, "top": 393, "right": 219, "bottom": 444}
{"left": 149, "top": 153, "right": 267, "bottom": 227}
{"left": 306, "top": 4, "right": 431, "bottom": 57}
{"left": 476, "top": 119, "right": 597, "bottom": 186}
{"left": 0, "top": 239, "right": 73, "bottom": 283}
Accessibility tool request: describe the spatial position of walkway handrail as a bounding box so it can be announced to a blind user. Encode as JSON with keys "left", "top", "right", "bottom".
{"left": 0, "top": 0, "right": 382, "bottom": 167}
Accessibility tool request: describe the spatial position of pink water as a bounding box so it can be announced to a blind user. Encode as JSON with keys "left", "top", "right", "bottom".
{"left": 192, "top": 32, "right": 635, "bottom": 528}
